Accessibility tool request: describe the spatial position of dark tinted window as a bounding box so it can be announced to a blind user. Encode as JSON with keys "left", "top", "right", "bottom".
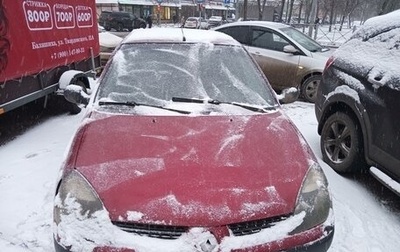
{"left": 217, "top": 26, "right": 250, "bottom": 45}
{"left": 251, "top": 28, "right": 290, "bottom": 52}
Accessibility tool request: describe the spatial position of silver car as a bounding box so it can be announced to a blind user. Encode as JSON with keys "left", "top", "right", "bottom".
{"left": 184, "top": 17, "right": 202, "bottom": 29}
{"left": 215, "top": 21, "right": 331, "bottom": 103}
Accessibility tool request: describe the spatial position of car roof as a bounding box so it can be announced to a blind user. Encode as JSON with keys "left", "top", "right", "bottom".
{"left": 352, "top": 9, "right": 400, "bottom": 40}
{"left": 217, "top": 21, "right": 290, "bottom": 30}
{"left": 123, "top": 28, "right": 241, "bottom": 46}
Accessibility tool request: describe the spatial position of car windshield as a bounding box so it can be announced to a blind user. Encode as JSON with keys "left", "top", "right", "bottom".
{"left": 96, "top": 43, "right": 276, "bottom": 111}
{"left": 280, "top": 27, "right": 326, "bottom": 52}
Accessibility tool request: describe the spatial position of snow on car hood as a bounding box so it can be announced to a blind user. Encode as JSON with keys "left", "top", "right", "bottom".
{"left": 71, "top": 111, "right": 314, "bottom": 226}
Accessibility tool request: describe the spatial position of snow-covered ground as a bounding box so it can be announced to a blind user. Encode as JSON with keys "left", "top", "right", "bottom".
{"left": 0, "top": 101, "right": 399, "bottom": 251}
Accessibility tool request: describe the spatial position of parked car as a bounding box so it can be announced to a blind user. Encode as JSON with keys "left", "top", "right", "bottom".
{"left": 101, "top": 11, "right": 146, "bottom": 31}
{"left": 98, "top": 11, "right": 111, "bottom": 27}
{"left": 315, "top": 10, "right": 400, "bottom": 195}
{"left": 98, "top": 30, "right": 123, "bottom": 66}
{"left": 55, "top": 28, "right": 334, "bottom": 252}
{"left": 214, "top": 21, "right": 331, "bottom": 103}
{"left": 184, "top": 17, "right": 202, "bottom": 29}
{"left": 208, "top": 15, "right": 223, "bottom": 28}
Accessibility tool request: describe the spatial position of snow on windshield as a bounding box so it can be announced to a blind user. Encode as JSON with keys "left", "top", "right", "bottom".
{"left": 334, "top": 10, "right": 400, "bottom": 90}
{"left": 97, "top": 43, "right": 276, "bottom": 110}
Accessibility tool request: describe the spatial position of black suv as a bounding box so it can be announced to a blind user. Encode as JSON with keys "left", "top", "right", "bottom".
{"left": 100, "top": 11, "right": 146, "bottom": 31}
{"left": 315, "top": 10, "right": 400, "bottom": 195}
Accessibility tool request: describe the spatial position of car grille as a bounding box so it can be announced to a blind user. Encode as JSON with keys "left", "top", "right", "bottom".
{"left": 112, "top": 221, "right": 188, "bottom": 239}
{"left": 113, "top": 215, "right": 289, "bottom": 239}
{"left": 228, "top": 215, "right": 289, "bottom": 236}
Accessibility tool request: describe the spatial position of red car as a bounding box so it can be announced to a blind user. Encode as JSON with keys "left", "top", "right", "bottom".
{"left": 54, "top": 28, "right": 334, "bottom": 252}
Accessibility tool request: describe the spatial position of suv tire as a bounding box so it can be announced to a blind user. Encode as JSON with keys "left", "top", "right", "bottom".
{"left": 320, "top": 112, "right": 365, "bottom": 173}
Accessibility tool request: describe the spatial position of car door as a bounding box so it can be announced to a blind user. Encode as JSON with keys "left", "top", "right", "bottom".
{"left": 363, "top": 78, "right": 400, "bottom": 179}
{"left": 247, "top": 27, "right": 301, "bottom": 91}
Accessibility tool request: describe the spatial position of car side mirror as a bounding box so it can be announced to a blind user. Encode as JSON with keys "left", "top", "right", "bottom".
{"left": 283, "top": 45, "right": 299, "bottom": 54}
{"left": 277, "top": 87, "right": 299, "bottom": 104}
{"left": 64, "top": 84, "right": 90, "bottom": 106}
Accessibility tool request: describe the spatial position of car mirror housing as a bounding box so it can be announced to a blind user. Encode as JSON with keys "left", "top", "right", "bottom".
{"left": 64, "top": 84, "right": 90, "bottom": 106}
{"left": 277, "top": 87, "right": 299, "bottom": 104}
{"left": 283, "top": 45, "right": 299, "bottom": 54}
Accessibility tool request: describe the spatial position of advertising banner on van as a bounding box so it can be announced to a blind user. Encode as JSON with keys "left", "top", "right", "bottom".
{"left": 0, "top": 0, "right": 100, "bottom": 82}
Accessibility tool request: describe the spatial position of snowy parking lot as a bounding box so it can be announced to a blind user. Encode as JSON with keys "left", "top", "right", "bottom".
{"left": 0, "top": 101, "right": 399, "bottom": 252}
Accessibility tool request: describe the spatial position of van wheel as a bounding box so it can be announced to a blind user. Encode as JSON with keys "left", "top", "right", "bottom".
{"left": 140, "top": 22, "right": 146, "bottom": 29}
{"left": 67, "top": 80, "right": 87, "bottom": 115}
{"left": 301, "top": 75, "right": 320, "bottom": 103}
{"left": 320, "top": 112, "right": 365, "bottom": 173}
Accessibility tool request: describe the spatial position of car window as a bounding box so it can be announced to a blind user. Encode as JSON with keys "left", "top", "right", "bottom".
{"left": 280, "top": 27, "right": 325, "bottom": 52}
{"left": 217, "top": 26, "right": 250, "bottom": 45}
{"left": 97, "top": 43, "right": 276, "bottom": 107}
{"left": 251, "top": 28, "right": 290, "bottom": 52}
{"left": 334, "top": 26, "right": 400, "bottom": 90}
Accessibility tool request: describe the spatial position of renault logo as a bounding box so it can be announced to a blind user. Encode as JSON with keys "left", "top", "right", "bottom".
{"left": 198, "top": 234, "right": 218, "bottom": 252}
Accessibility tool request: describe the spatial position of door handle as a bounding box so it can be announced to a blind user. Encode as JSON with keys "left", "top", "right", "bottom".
{"left": 368, "top": 77, "right": 384, "bottom": 88}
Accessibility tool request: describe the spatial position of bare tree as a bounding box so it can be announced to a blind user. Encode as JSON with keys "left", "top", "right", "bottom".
{"left": 279, "top": 0, "right": 285, "bottom": 22}
{"left": 379, "top": 0, "right": 400, "bottom": 15}
{"left": 298, "top": 0, "right": 304, "bottom": 23}
{"left": 287, "top": 0, "right": 295, "bottom": 23}
{"left": 256, "top": 0, "right": 268, "bottom": 20}
{"left": 337, "top": 0, "right": 361, "bottom": 30}
{"left": 243, "top": 0, "right": 248, "bottom": 20}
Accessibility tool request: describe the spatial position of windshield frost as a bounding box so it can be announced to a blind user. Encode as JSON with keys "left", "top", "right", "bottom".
{"left": 97, "top": 43, "right": 275, "bottom": 108}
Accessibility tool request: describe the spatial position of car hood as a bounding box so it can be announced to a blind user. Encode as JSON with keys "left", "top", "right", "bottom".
{"left": 72, "top": 111, "right": 314, "bottom": 226}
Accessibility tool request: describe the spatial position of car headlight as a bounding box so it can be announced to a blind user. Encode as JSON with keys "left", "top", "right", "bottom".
{"left": 290, "top": 163, "right": 332, "bottom": 234}
{"left": 54, "top": 170, "right": 104, "bottom": 225}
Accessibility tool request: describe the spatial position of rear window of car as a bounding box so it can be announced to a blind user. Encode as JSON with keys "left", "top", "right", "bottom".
{"left": 334, "top": 26, "right": 400, "bottom": 90}
{"left": 97, "top": 43, "right": 276, "bottom": 107}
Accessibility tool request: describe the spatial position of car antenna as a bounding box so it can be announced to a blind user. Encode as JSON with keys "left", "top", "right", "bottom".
{"left": 180, "top": 27, "right": 186, "bottom": 42}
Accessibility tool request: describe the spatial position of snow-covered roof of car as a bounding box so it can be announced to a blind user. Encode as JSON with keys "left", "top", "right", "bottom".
{"left": 122, "top": 28, "right": 241, "bottom": 46}
{"left": 333, "top": 10, "right": 400, "bottom": 90}
{"left": 216, "top": 20, "right": 290, "bottom": 30}
{"left": 352, "top": 9, "right": 400, "bottom": 40}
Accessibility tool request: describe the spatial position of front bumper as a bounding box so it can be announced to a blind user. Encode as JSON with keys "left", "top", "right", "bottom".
{"left": 54, "top": 223, "right": 334, "bottom": 252}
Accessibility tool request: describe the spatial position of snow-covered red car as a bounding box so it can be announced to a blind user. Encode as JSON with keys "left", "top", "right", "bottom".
{"left": 54, "top": 28, "right": 334, "bottom": 252}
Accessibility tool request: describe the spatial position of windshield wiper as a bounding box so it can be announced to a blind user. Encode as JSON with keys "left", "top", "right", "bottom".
{"left": 172, "top": 97, "right": 272, "bottom": 113}
{"left": 98, "top": 100, "right": 190, "bottom": 114}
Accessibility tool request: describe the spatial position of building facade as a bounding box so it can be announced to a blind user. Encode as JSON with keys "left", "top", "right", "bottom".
{"left": 95, "top": 0, "right": 235, "bottom": 24}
